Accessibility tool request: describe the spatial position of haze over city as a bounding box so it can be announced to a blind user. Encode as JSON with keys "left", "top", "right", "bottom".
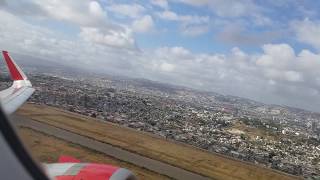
{"left": 1, "top": 0, "right": 320, "bottom": 112}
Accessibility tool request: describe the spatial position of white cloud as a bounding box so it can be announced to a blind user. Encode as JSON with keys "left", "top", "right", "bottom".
{"left": 256, "top": 44, "right": 295, "bottom": 69}
{"left": 155, "top": 46, "right": 191, "bottom": 58}
{"left": 170, "top": 46, "right": 191, "bottom": 56}
{"left": 263, "top": 69, "right": 303, "bottom": 82}
{"left": 157, "top": 10, "right": 209, "bottom": 24}
{"left": 297, "top": 49, "right": 320, "bottom": 72}
{"left": 160, "top": 62, "right": 175, "bottom": 72}
{"left": 157, "top": 10, "right": 178, "bottom": 20}
{"left": 291, "top": 19, "right": 320, "bottom": 50}
{"left": 0, "top": 10, "right": 133, "bottom": 59}
{"left": 151, "top": 0, "right": 169, "bottom": 9}
{"left": 79, "top": 27, "right": 135, "bottom": 48}
{"left": 156, "top": 10, "right": 209, "bottom": 36}
{"left": 31, "top": 0, "right": 106, "bottom": 26}
{"left": 284, "top": 71, "right": 303, "bottom": 82}
{"left": 89, "top": 1, "right": 106, "bottom": 19}
{"left": 15, "top": 0, "right": 136, "bottom": 49}
{"left": 107, "top": 3, "right": 145, "bottom": 18}
{"left": 132, "top": 15, "right": 154, "bottom": 33}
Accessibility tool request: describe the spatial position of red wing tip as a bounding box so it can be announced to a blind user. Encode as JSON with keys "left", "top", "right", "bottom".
{"left": 2, "top": 51, "right": 8, "bottom": 54}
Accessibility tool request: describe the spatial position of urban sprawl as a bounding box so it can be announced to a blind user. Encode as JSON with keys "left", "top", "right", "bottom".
{"left": 1, "top": 73, "right": 319, "bottom": 179}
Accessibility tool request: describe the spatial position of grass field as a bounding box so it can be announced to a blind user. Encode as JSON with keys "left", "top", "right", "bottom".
{"left": 17, "top": 127, "right": 170, "bottom": 180}
{"left": 16, "top": 103, "right": 302, "bottom": 180}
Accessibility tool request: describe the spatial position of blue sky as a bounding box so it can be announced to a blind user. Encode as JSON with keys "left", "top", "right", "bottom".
{"left": 1, "top": 0, "right": 320, "bottom": 112}
{"left": 102, "top": 0, "right": 320, "bottom": 54}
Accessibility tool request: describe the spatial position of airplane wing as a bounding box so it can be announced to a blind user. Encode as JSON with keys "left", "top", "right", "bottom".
{"left": 0, "top": 51, "right": 35, "bottom": 114}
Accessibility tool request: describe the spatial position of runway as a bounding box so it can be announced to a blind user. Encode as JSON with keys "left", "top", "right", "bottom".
{"left": 11, "top": 115, "right": 211, "bottom": 180}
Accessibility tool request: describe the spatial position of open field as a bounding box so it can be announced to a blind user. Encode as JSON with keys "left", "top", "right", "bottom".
{"left": 227, "top": 121, "right": 279, "bottom": 141}
{"left": 16, "top": 103, "right": 302, "bottom": 180}
{"left": 17, "top": 127, "right": 170, "bottom": 180}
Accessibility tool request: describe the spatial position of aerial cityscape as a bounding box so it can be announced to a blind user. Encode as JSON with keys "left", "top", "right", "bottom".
{"left": 2, "top": 0, "right": 320, "bottom": 180}
{"left": 1, "top": 69, "right": 318, "bottom": 179}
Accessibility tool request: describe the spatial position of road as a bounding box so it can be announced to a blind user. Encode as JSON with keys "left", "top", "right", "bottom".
{"left": 11, "top": 115, "right": 212, "bottom": 180}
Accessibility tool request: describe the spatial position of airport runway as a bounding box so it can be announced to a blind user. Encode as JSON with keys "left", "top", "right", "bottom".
{"left": 11, "top": 115, "right": 212, "bottom": 180}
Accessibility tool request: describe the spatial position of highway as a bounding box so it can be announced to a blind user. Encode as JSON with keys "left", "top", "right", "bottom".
{"left": 11, "top": 115, "right": 212, "bottom": 180}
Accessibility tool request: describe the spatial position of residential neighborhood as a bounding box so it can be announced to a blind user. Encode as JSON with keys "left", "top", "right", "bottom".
{"left": 13, "top": 73, "right": 319, "bottom": 179}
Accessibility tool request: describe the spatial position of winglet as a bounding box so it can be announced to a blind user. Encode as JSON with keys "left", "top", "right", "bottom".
{"left": 0, "top": 51, "right": 34, "bottom": 114}
{"left": 2, "top": 51, "right": 26, "bottom": 81}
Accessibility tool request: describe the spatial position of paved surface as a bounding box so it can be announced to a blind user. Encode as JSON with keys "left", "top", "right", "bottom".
{"left": 11, "top": 115, "right": 212, "bottom": 180}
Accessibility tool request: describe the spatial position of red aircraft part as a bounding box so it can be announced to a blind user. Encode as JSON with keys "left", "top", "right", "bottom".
{"left": 45, "top": 156, "right": 136, "bottom": 180}
{"left": 58, "top": 155, "right": 81, "bottom": 163}
{"left": 55, "top": 164, "right": 118, "bottom": 180}
{"left": 2, "top": 51, "right": 24, "bottom": 80}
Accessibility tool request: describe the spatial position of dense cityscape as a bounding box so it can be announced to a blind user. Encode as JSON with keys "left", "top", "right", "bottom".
{"left": 1, "top": 72, "right": 320, "bottom": 179}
